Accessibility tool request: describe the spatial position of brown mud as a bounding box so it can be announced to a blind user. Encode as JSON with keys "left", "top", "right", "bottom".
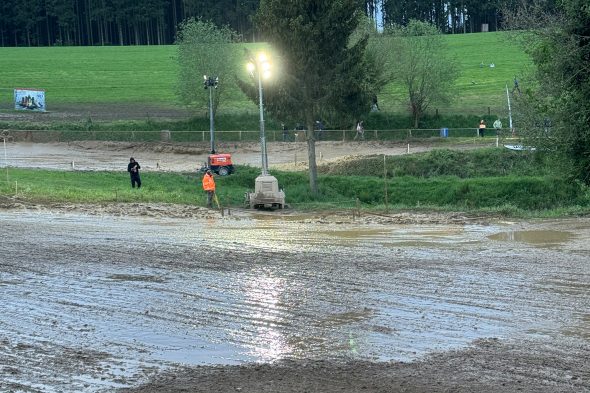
{"left": 1, "top": 139, "right": 494, "bottom": 172}
{"left": 1, "top": 141, "right": 589, "bottom": 392}
{"left": 1, "top": 205, "right": 589, "bottom": 392}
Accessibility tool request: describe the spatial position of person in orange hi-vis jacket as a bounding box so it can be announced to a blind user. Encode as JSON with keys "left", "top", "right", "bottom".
{"left": 202, "top": 169, "right": 216, "bottom": 208}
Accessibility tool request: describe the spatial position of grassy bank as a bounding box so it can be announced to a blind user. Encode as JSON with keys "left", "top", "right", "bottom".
{"left": 320, "top": 148, "right": 552, "bottom": 178}
{"left": 2, "top": 165, "right": 588, "bottom": 216}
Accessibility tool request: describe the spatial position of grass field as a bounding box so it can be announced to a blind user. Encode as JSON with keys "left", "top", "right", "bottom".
{"left": 0, "top": 32, "right": 531, "bottom": 118}
{"left": 1, "top": 149, "right": 588, "bottom": 214}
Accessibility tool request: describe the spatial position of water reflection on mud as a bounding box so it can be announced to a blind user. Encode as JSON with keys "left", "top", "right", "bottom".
{"left": 488, "top": 230, "right": 573, "bottom": 247}
{"left": 1, "top": 211, "right": 590, "bottom": 391}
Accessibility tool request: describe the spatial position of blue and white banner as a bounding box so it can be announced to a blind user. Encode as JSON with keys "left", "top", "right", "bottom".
{"left": 14, "top": 88, "right": 46, "bottom": 112}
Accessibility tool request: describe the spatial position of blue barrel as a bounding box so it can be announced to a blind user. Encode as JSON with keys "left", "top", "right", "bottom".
{"left": 440, "top": 128, "right": 449, "bottom": 137}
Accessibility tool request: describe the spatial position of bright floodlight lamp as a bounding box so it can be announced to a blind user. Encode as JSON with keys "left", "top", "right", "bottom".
{"left": 257, "top": 52, "right": 267, "bottom": 63}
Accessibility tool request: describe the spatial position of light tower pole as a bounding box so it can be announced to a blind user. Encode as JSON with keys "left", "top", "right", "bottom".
{"left": 248, "top": 54, "right": 270, "bottom": 175}
{"left": 203, "top": 75, "right": 218, "bottom": 154}
{"left": 246, "top": 52, "right": 286, "bottom": 209}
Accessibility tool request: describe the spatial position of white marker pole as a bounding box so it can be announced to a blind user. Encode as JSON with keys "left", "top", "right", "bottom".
{"left": 506, "top": 84, "right": 513, "bottom": 134}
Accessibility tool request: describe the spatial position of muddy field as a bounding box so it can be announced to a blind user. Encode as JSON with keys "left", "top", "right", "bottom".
{"left": 1, "top": 204, "right": 589, "bottom": 392}
{"left": 1, "top": 140, "right": 589, "bottom": 392}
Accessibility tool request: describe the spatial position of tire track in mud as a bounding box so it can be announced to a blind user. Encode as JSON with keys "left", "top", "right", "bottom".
{"left": 1, "top": 212, "right": 590, "bottom": 391}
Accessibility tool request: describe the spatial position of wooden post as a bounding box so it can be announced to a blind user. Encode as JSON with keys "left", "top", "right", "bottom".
{"left": 342, "top": 129, "right": 346, "bottom": 141}
{"left": 356, "top": 198, "right": 361, "bottom": 218}
{"left": 383, "top": 154, "right": 388, "bottom": 212}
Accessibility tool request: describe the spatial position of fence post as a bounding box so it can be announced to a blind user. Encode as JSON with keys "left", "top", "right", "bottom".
{"left": 342, "top": 129, "right": 346, "bottom": 141}
{"left": 383, "top": 154, "right": 388, "bottom": 212}
{"left": 356, "top": 198, "right": 361, "bottom": 218}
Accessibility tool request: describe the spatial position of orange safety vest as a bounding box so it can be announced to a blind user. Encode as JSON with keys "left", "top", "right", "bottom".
{"left": 202, "top": 173, "right": 215, "bottom": 191}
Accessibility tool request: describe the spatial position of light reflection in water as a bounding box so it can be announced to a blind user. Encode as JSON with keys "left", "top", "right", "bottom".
{"left": 241, "top": 272, "right": 293, "bottom": 360}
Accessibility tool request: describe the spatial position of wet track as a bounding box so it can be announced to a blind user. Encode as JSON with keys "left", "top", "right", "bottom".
{"left": 1, "top": 211, "right": 589, "bottom": 391}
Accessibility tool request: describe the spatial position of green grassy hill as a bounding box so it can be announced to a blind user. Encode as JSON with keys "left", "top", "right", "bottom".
{"left": 0, "top": 32, "right": 531, "bottom": 118}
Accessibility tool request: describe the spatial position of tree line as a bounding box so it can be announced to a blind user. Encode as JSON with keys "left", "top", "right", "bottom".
{"left": 1, "top": 0, "right": 516, "bottom": 47}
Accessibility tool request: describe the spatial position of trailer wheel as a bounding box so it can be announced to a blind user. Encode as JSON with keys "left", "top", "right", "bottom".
{"left": 218, "top": 166, "right": 229, "bottom": 176}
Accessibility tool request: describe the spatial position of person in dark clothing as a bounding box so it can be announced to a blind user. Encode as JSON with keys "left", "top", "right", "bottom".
{"left": 127, "top": 157, "right": 141, "bottom": 188}
{"left": 315, "top": 120, "right": 325, "bottom": 140}
{"left": 281, "top": 123, "right": 290, "bottom": 142}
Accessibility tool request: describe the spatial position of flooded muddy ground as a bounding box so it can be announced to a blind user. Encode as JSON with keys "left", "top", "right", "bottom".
{"left": 1, "top": 207, "right": 589, "bottom": 392}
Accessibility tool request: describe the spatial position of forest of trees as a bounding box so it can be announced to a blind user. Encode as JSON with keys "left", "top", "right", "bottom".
{"left": 0, "top": 0, "right": 516, "bottom": 47}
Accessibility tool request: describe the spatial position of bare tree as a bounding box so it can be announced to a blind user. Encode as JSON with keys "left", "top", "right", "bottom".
{"left": 386, "top": 19, "right": 457, "bottom": 128}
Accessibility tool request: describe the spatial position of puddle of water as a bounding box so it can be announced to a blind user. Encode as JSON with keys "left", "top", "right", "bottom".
{"left": 487, "top": 230, "right": 573, "bottom": 247}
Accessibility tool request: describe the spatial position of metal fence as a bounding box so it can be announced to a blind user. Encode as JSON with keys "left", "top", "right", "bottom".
{"left": 0, "top": 127, "right": 502, "bottom": 143}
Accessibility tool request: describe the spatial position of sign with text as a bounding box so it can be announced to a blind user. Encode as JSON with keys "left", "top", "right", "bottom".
{"left": 14, "top": 88, "right": 46, "bottom": 112}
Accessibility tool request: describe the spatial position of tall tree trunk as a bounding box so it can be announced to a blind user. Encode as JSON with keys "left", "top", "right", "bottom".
{"left": 462, "top": 2, "right": 466, "bottom": 34}
{"left": 157, "top": 18, "right": 162, "bottom": 45}
{"left": 118, "top": 22, "right": 124, "bottom": 45}
{"left": 46, "top": 12, "right": 51, "bottom": 46}
{"left": 86, "top": 0, "right": 93, "bottom": 45}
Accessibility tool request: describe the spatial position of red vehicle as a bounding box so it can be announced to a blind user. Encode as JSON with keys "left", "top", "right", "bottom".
{"left": 204, "top": 153, "right": 234, "bottom": 176}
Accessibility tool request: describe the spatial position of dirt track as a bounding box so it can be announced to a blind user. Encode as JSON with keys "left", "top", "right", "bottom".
{"left": 1, "top": 139, "right": 495, "bottom": 172}
{"left": 1, "top": 204, "right": 589, "bottom": 392}
{"left": 1, "top": 140, "right": 589, "bottom": 392}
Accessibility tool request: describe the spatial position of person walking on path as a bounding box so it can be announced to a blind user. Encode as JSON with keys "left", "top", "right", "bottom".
{"left": 127, "top": 157, "right": 141, "bottom": 188}
{"left": 354, "top": 121, "right": 364, "bottom": 140}
{"left": 512, "top": 76, "right": 521, "bottom": 95}
{"left": 478, "top": 120, "right": 486, "bottom": 138}
{"left": 493, "top": 119, "right": 502, "bottom": 135}
{"left": 282, "top": 123, "right": 290, "bottom": 142}
{"left": 202, "top": 169, "right": 216, "bottom": 208}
